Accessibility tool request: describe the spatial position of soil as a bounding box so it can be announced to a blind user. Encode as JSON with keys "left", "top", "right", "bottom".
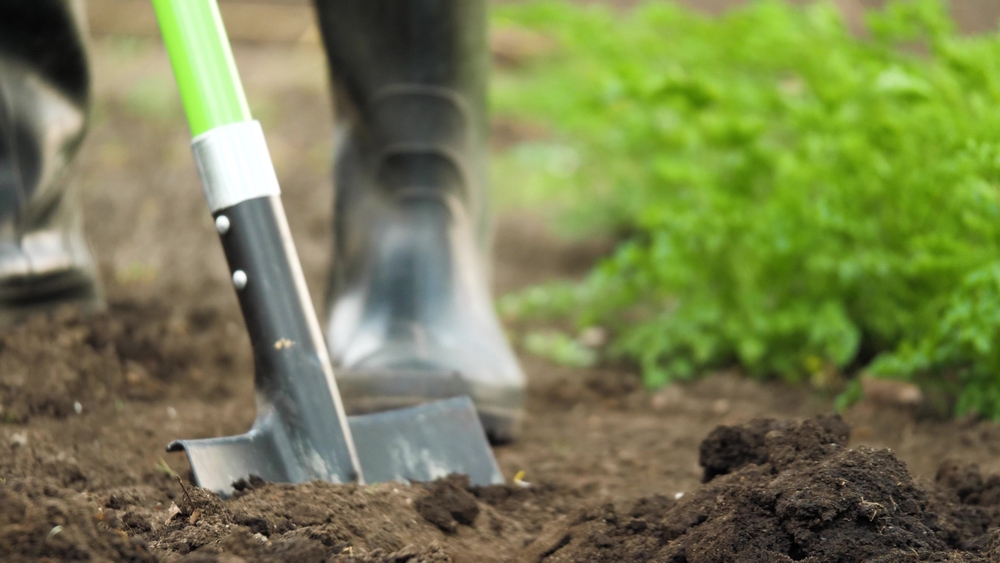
{"left": 6, "top": 4, "right": 1000, "bottom": 562}
{"left": 524, "top": 416, "right": 1000, "bottom": 562}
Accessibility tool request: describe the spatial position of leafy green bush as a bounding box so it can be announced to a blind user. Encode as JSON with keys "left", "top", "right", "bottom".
{"left": 493, "top": 0, "right": 1000, "bottom": 416}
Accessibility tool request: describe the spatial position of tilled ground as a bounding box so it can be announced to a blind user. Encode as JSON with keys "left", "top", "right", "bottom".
{"left": 7, "top": 10, "right": 1000, "bottom": 562}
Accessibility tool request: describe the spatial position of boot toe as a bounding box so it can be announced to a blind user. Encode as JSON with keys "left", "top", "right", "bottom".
{"left": 333, "top": 330, "right": 525, "bottom": 442}
{"left": 0, "top": 229, "right": 103, "bottom": 324}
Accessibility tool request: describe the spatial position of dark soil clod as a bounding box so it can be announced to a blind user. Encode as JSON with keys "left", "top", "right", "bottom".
{"left": 414, "top": 474, "right": 481, "bottom": 533}
{"left": 232, "top": 474, "right": 268, "bottom": 495}
{"left": 698, "top": 414, "right": 851, "bottom": 481}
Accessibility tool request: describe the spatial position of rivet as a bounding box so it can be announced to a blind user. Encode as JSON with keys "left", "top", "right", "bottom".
{"left": 215, "top": 215, "right": 230, "bottom": 234}
{"left": 232, "top": 270, "right": 248, "bottom": 291}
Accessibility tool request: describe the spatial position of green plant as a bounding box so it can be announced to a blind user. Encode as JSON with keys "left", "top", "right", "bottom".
{"left": 523, "top": 330, "right": 598, "bottom": 368}
{"left": 155, "top": 458, "right": 177, "bottom": 478}
{"left": 493, "top": 0, "right": 1000, "bottom": 416}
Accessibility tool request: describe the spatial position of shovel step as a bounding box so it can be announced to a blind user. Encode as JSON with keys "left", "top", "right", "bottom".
{"left": 169, "top": 396, "right": 503, "bottom": 496}
{"left": 350, "top": 396, "right": 503, "bottom": 485}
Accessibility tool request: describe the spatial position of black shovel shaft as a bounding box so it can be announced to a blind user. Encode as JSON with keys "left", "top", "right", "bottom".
{"left": 214, "top": 195, "right": 362, "bottom": 483}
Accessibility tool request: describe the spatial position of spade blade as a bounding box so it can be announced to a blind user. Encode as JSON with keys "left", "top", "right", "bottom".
{"left": 348, "top": 396, "right": 503, "bottom": 486}
{"left": 169, "top": 396, "right": 502, "bottom": 496}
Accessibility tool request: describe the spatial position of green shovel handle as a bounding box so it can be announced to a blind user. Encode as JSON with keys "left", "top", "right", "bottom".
{"left": 151, "top": 0, "right": 251, "bottom": 136}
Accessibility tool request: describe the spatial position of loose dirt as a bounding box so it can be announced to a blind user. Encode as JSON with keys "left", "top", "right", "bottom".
{"left": 524, "top": 416, "right": 1000, "bottom": 562}
{"left": 6, "top": 5, "right": 1000, "bottom": 561}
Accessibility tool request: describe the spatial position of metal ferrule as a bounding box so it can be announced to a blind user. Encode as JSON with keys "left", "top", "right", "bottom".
{"left": 191, "top": 120, "right": 280, "bottom": 213}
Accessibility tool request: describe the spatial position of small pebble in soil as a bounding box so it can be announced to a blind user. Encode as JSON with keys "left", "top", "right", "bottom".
{"left": 252, "top": 532, "right": 270, "bottom": 545}
{"left": 74, "top": 401, "right": 82, "bottom": 415}
{"left": 711, "top": 398, "right": 730, "bottom": 414}
{"left": 578, "top": 326, "right": 608, "bottom": 348}
{"left": 650, "top": 386, "right": 685, "bottom": 410}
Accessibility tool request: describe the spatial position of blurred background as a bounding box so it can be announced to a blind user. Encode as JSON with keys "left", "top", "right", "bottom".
{"left": 83, "top": 0, "right": 1000, "bottom": 38}
{"left": 74, "top": 0, "right": 1000, "bottom": 420}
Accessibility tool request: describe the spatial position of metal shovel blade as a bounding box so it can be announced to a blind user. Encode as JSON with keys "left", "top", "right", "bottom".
{"left": 169, "top": 396, "right": 502, "bottom": 496}
{"left": 348, "top": 396, "right": 502, "bottom": 485}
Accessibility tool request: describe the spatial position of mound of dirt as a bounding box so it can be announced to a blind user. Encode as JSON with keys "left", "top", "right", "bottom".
{"left": 414, "top": 475, "right": 481, "bottom": 533}
{"left": 521, "top": 415, "right": 1000, "bottom": 562}
{"left": 697, "top": 414, "right": 851, "bottom": 481}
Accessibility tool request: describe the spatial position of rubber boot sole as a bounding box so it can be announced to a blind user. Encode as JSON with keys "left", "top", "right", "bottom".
{"left": 0, "top": 268, "right": 104, "bottom": 326}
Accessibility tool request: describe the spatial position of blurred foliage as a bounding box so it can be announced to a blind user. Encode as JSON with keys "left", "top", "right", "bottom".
{"left": 123, "top": 76, "right": 180, "bottom": 123}
{"left": 523, "top": 330, "right": 598, "bottom": 368}
{"left": 492, "top": 0, "right": 1000, "bottom": 417}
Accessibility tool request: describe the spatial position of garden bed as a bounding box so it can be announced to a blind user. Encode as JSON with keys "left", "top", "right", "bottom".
{"left": 6, "top": 12, "right": 1000, "bottom": 560}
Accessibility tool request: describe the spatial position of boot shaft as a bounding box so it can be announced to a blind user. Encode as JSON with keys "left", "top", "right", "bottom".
{"left": 0, "top": 0, "right": 90, "bottom": 231}
{"left": 314, "top": 0, "right": 492, "bottom": 248}
{"left": 0, "top": 0, "right": 90, "bottom": 107}
{"left": 313, "top": 0, "right": 489, "bottom": 130}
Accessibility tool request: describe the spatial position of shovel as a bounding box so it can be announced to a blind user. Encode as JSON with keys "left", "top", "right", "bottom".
{"left": 151, "top": 0, "right": 503, "bottom": 495}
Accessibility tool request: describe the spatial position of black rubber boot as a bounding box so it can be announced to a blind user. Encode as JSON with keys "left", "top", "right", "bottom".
{"left": 314, "top": 0, "right": 525, "bottom": 442}
{"left": 0, "top": 0, "right": 102, "bottom": 323}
